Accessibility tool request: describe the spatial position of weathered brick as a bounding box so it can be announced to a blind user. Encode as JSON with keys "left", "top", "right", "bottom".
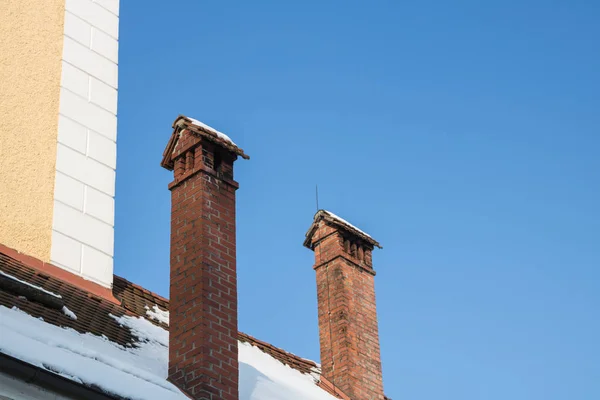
{"left": 163, "top": 124, "right": 244, "bottom": 400}
{"left": 306, "top": 215, "right": 385, "bottom": 400}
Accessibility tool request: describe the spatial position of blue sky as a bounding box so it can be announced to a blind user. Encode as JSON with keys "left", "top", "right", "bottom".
{"left": 115, "top": 1, "right": 599, "bottom": 398}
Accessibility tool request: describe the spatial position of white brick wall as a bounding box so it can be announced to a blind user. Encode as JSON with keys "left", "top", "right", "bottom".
{"left": 52, "top": 0, "right": 119, "bottom": 288}
{"left": 59, "top": 87, "right": 117, "bottom": 140}
{"left": 64, "top": 11, "right": 92, "bottom": 47}
{"left": 63, "top": 37, "right": 118, "bottom": 88}
{"left": 87, "top": 130, "right": 117, "bottom": 168}
{"left": 91, "top": 28, "right": 119, "bottom": 63}
{"left": 57, "top": 115, "right": 87, "bottom": 154}
{"left": 66, "top": 0, "right": 119, "bottom": 38}
{"left": 53, "top": 201, "right": 114, "bottom": 256}
{"left": 55, "top": 144, "right": 116, "bottom": 196}
{"left": 54, "top": 172, "right": 85, "bottom": 211}
{"left": 93, "top": 0, "right": 120, "bottom": 16}
{"left": 89, "top": 77, "right": 118, "bottom": 114}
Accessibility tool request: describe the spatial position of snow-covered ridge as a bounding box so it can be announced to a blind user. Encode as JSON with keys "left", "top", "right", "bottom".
{"left": 186, "top": 117, "right": 237, "bottom": 146}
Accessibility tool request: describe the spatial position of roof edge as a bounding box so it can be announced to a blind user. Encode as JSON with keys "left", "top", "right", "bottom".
{"left": 317, "top": 375, "right": 353, "bottom": 399}
{"left": 1, "top": 248, "right": 360, "bottom": 399}
{"left": 0, "top": 352, "right": 118, "bottom": 400}
{"left": 0, "top": 243, "right": 120, "bottom": 305}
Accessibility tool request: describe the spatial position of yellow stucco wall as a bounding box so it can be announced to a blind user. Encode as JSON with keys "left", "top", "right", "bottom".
{"left": 0, "top": 0, "right": 65, "bottom": 260}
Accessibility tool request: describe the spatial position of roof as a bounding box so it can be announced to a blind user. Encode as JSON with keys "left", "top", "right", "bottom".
{"left": 304, "top": 209, "right": 382, "bottom": 249}
{"left": 0, "top": 248, "right": 349, "bottom": 400}
{"left": 161, "top": 115, "right": 250, "bottom": 170}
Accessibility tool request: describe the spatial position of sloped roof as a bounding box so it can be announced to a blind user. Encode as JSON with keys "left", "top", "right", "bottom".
{"left": 0, "top": 248, "right": 348, "bottom": 400}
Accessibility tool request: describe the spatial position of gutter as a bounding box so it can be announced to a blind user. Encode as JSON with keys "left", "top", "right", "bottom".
{"left": 0, "top": 352, "right": 119, "bottom": 400}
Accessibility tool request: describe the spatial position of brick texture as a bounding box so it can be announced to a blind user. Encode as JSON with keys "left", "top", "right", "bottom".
{"left": 308, "top": 219, "right": 385, "bottom": 400}
{"left": 164, "top": 127, "right": 240, "bottom": 400}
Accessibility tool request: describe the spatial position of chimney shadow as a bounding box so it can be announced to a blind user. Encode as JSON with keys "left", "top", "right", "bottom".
{"left": 239, "top": 361, "right": 274, "bottom": 400}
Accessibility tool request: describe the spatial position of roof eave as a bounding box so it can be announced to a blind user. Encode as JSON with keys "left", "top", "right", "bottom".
{"left": 0, "top": 352, "right": 118, "bottom": 400}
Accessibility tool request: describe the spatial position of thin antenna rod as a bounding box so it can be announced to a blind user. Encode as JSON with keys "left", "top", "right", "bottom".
{"left": 316, "top": 184, "right": 319, "bottom": 211}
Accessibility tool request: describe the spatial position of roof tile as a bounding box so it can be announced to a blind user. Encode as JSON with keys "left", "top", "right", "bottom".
{"left": 0, "top": 250, "right": 332, "bottom": 390}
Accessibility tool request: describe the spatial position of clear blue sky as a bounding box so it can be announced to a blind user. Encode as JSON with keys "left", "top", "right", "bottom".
{"left": 114, "top": 1, "right": 599, "bottom": 398}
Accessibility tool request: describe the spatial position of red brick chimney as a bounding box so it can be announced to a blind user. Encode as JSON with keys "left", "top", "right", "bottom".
{"left": 304, "top": 210, "right": 385, "bottom": 400}
{"left": 161, "top": 115, "right": 249, "bottom": 400}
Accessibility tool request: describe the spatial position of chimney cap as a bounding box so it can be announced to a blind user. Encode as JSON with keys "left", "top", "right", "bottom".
{"left": 304, "top": 209, "right": 382, "bottom": 249}
{"left": 161, "top": 115, "right": 250, "bottom": 170}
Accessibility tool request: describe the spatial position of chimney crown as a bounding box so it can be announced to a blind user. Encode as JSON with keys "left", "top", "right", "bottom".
{"left": 163, "top": 115, "right": 245, "bottom": 399}
{"left": 161, "top": 115, "right": 249, "bottom": 171}
{"left": 306, "top": 210, "right": 385, "bottom": 399}
{"left": 304, "top": 210, "right": 382, "bottom": 250}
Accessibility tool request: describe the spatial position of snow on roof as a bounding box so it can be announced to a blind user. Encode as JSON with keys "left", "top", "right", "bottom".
{"left": 186, "top": 116, "right": 237, "bottom": 146}
{"left": 1, "top": 306, "right": 180, "bottom": 400}
{"left": 1, "top": 270, "right": 77, "bottom": 320}
{"left": 0, "top": 305, "right": 339, "bottom": 400}
{"left": 0, "top": 270, "right": 62, "bottom": 298}
{"left": 238, "top": 342, "right": 337, "bottom": 400}
{"left": 145, "top": 305, "right": 169, "bottom": 326}
{"left": 61, "top": 305, "right": 77, "bottom": 320}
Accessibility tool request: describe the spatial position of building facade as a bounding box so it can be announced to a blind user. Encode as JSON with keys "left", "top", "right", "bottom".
{"left": 1, "top": 0, "right": 119, "bottom": 288}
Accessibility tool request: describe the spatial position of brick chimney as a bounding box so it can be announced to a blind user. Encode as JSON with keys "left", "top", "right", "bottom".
{"left": 304, "top": 210, "right": 385, "bottom": 400}
{"left": 161, "top": 115, "right": 249, "bottom": 400}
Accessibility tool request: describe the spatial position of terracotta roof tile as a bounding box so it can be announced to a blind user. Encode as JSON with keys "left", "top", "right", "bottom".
{"left": 0, "top": 250, "right": 349, "bottom": 396}
{"left": 0, "top": 252, "right": 134, "bottom": 346}
{"left": 238, "top": 332, "right": 318, "bottom": 376}
{"left": 112, "top": 275, "right": 169, "bottom": 327}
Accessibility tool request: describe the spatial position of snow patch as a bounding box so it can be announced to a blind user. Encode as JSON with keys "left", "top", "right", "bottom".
{"left": 111, "top": 313, "right": 169, "bottom": 348}
{"left": 145, "top": 305, "right": 169, "bottom": 326}
{"left": 61, "top": 306, "right": 77, "bottom": 320}
{"left": 0, "top": 270, "right": 62, "bottom": 298}
{"left": 186, "top": 117, "right": 237, "bottom": 146}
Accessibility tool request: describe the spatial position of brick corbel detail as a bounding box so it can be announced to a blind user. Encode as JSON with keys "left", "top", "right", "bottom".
{"left": 311, "top": 225, "right": 376, "bottom": 276}
{"left": 164, "top": 122, "right": 245, "bottom": 400}
{"left": 306, "top": 217, "right": 385, "bottom": 400}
